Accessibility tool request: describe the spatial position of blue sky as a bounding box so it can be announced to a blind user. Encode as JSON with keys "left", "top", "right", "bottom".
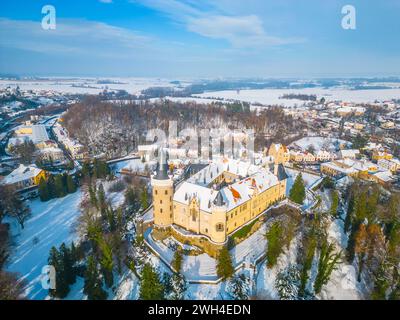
{"left": 0, "top": 0, "right": 399, "bottom": 78}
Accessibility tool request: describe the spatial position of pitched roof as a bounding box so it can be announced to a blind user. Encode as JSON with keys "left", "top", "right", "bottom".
{"left": 277, "top": 164, "right": 288, "bottom": 181}
{"left": 173, "top": 158, "right": 282, "bottom": 213}
{"left": 2, "top": 164, "right": 42, "bottom": 185}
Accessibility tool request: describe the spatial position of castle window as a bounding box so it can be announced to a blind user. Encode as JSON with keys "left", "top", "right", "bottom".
{"left": 216, "top": 223, "right": 224, "bottom": 232}
{"left": 191, "top": 208, "right": 197, "bottom": 222}
{"left": 160, "top": 200, "right": 162, "bottom": 204}
{"left": 165, "top": 190, "right": 168, "bottom": 195}
{"left": 155, "top": 190, "right": 158, "bottom": 195}
{"left": 205, "top": 228, "right": 208, "bottom": 233}
{"left": 160, "top": 209, "right": 163, "bottom": 213}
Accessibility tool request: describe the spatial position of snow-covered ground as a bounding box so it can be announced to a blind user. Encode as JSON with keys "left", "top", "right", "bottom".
{"left": 256, "top": 235, "right": 299, "bottom": 299}
{"left": 289, "top": 136, "right": 351, "bottom": 153}
{"left": 146, "top": 222, "right": 268, "bottom": 282}
{"left": 196, "top": 87, "right": 400, "bottom": 106}
{"left": 0, "top": 77, "right": 180, "bottom": 95}
{"left": 286, "top": 168, "right": 321, "bottom": 192}
{"left": 5, "top": 190, "right": 83, "bottom": 300}
{"left": 318, "top": 218, "right": 364, "bottom": 300}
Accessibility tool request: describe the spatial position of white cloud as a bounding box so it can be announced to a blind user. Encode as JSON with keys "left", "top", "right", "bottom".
{"left": 0, "top": 18, "right": 152, "bottom": 57}
{"left": 132, "top": 0, "right": 303, "bottom": 47}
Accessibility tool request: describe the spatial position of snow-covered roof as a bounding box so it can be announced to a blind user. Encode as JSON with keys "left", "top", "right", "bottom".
{"left": 339, "top": 149, "right": 360, "bottom": 158}
{"left": 2, "top": 164, "right": 42, "bottom": 185}
{"left": 31, "top": 125, "right": 49, "bottom": 143}
{"left": 373, "top": 171, "right": 394, "bottom": 182}
{"left": 173, "top": 158, "right": 282, "bottom": 213}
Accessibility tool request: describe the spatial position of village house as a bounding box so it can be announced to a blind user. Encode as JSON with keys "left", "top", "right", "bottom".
{"left": 316, "top": 150, "right": 333, "bottom": 162}
{"left": 378, "top": 158, "right": 400, "bottom": 173}
{"left": 321, "top": 158, "right": 385, "bottom": 184}
{"left": 339, "top": 149, "right": 360, "bottom": 160}
{"left": 1, "top": 164, "right": 46, "bottom": 191}
{"left": 372, "top": 150, "right": 393, "bottom": 161}
{"left": 267, "top": 143, "right": 290, "bottom": 164}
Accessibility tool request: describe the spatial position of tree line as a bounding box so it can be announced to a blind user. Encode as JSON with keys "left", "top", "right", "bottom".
{"left": 38, "top": 173, "right": 77, "bottom": 202}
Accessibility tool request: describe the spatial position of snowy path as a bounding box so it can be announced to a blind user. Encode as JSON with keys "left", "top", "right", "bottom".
{"left": 5, "top": 190, "right": 83, "bottom": 300}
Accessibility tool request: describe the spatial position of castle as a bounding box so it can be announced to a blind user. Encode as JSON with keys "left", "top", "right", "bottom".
{"left": 151, "top": 147, "right": 288, "bottom": 254}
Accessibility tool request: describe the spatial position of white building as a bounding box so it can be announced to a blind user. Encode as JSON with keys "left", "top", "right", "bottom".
{"left": 339, "top": 149, "right": 360, "bottom": 159}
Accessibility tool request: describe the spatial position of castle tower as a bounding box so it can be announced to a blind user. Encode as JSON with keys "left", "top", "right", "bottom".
{"left": 210, "top": 191, "right": 228, "bottom": 244}
{"left": 151, "top": 148, "right": 174, "bottom": 228}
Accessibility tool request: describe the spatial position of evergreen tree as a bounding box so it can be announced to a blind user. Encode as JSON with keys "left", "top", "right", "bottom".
{"left": 371, "top": 262, "right": 390, "bottom": 300}
{"left": 82, "top": 161, "right": 91, "bottom": 178}
{"left": 172, "top": 248, "right": 183, "bottom": 273}
{"left": 66, "top": 175, "right": 76, "bottom": 194}
{"left": 275, "top": 265, "right": 301, "bottom": 300}
{"left": 48, "top": 246, "right": 70, "bottom": 299}
{"left": 216, "top": 246, "right": 234, "bottom": 280}
{"left": 330, "top": 191, "right": 339, "bottom": 218}
{"left": 84, "top": 256, "right": 107, "bottom": 300}
{"left": 88, "top": 183, "right": 98, "bottom": 208}
{"left": 140, "top": 187, "right": 148, "bottom": 210}
{"left": 289, "top": 173, "right": 306, "bottom": 205}
{"left": 169, "top": 273, "right": 187, "bottom": 300}
{"left": 314, "top": 240, "right": 342, "bottom": 294}
{"left": 346, "top": 191, "right": 367, "bottom": 262}
{"left": 97, "top": 236, "right": 114, "bottom": 288}
{"left": 54, "top": 175, "right": 66, "bottom": 198}
{"left": 38, "top": 177, "right": 50, "bottom": 202}
{"left": 228, "top": 273, "right": 250, "bottom": 300}
{"left": 266, "top": 221, "right": 284, "bottom": 268}
{"left": 299, "top": 229, "right": 317, "bottom": 298}
{"left": 139, "top": 263, "right": 165, "bottom": 300}
{"left": 97, "top": 183, "right": 106, "bottom": 208}
{"left": 60, "top": 243, "right": 76, "bottom": 285}
{"left": 344, "top": 194, "right": 355, "bottom": 233}
{"left": 47, "top": 175, "right": 56, "bottom": 199}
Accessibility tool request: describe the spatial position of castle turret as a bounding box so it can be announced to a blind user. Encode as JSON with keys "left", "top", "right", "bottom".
{"left": 210, "top": 191, "right": 228, "bottom": 244}
{"left": 151, "top": 148, "right": 174, "bottom": 228}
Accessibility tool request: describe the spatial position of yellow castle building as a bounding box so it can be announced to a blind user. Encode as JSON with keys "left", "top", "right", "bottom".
{"left": 151, "top": 149, "right": 288, "bottom": 253}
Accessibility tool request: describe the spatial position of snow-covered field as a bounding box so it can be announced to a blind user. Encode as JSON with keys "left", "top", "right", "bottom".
{"left": 5, "top": 190, "right": 83, "bottom": 300}
{"left": 150, "top": 96, "right": 225, "bottom": 105}
{"left": 196, "top": 87, "right": 400, "bottom": 106}
{"left": 0, "top": 78, "right": 180, "bottom": 95}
